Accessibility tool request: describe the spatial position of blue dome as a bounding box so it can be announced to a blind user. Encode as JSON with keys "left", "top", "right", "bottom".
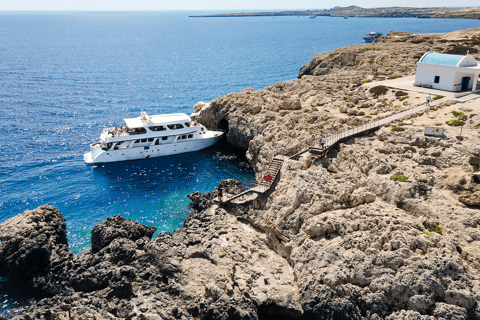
{"left": 420, "top": 53, "right": 466, "bottom": 66}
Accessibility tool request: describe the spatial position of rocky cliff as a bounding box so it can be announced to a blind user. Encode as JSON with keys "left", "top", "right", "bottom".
{"left": 2, "top": 28, "right": 480, "bottom": 320}
{"left": 191, "top": 6, "right": 480, "bottom": 20}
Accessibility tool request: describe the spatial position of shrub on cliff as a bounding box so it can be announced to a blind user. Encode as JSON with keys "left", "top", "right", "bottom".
{"left": 410, "top": 142, "right": 427, "bottom": 149}
{"left": 369, "top": 85, "right": 388, "bottom": 96}
{"left": 428, "top": 224, "right": 444, "bottom": 234}
{"left": 391, "top": 126, "right": 405, "bottom": 132}
{"left": 451, "top": 110, "right": 466, "bottom": 118}
{"left": 446, "top": 119, "right": 463, "bottom": 126}
{"left": 469, "top": 156, "right": 480, "bottom": 172}
{"left": 395, "top": 91, "right": 408, "bottom": 97}
{"left": 390, "top": 175, "right": 409, "bottom": 182}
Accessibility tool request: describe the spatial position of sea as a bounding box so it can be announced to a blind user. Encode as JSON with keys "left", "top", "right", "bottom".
{"left": 1, "top": 10, "right": 480, "bottom": 316}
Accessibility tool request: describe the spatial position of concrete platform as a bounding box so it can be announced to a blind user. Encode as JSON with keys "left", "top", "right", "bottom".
{"left": 363, "top": 75, "right": 480, "bottom": 103}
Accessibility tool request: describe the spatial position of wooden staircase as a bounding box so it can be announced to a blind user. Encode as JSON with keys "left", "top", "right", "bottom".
{"left": 216, "top": 100, "right": 438, "bottom": 205}
{"left": 290, "top": 100, "right": 439, "bottom": 161}
{"left": 216, "top": 156, "right": 284, "bottom": 204}
{"left": 258, "top": 156, "right": 283, "bottom": 189}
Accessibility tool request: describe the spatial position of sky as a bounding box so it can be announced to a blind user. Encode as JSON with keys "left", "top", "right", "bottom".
{"left": 0, "top": 0, "right": 479, "bottom": 11}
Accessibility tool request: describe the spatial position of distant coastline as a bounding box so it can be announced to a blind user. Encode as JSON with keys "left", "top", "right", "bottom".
{"left": 190, "top": 5, "right": 480, "bottom": 20}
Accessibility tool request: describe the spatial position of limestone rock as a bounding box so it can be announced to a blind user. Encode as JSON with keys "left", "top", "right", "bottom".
{"left": 0, "top": 205, "right": 69, "bottom": 280}
{"left": 386, "top": 310, "right": 435, "bottom": 320}
{"left": 91, "top": 215, "right": 156, "bottom": 253}
{"left": 347, "top": 108, "right": 358, "bottom": 115}
{"left": 349, "top": 187, "right": 376, "bottom": 206}
{"left": 327, "top": 163, "right": 339, "bottom": 173}
{"left": 459, "top": 191, "right": 480, "bottom": 206}
{"left": 279, "top": 98, "right": 301, "bottom": 110}
{"left": 193, "top": 101, "right": 208, "bottom": 113}
{"left": 444, "top": 289, "right": 476, "bottom": 309}
{"left": 432, "top": 302, "right": 467, "bottom": 320}
{"left": 188, "top": 179, "right": 244, "bottom": 212}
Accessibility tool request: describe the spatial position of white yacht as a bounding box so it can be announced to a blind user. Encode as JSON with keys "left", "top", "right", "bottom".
{"left": 84, "top": 112, "right": 223, "bottom": 164}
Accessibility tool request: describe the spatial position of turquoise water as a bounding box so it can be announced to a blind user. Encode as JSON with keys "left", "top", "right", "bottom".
{"left": 1, "top": 11, "right": 480, "bottom": 317}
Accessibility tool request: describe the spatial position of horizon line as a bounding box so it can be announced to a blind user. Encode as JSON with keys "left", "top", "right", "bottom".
{"left": 1, "top": 6, "right": 478, "bottom": 13}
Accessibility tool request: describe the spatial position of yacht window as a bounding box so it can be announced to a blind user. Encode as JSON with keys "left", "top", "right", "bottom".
{"left": 135, "top": 140, "right": 140, "bottom": 143}
{"left": 167, "top": 124, "right": 184, "bottom": 130}
{"left": 141, "top": 139, "right": 147, "bottom": 143}
{"left": 188, "top": 134, "right": 193, "bottom": 138}
{"left": 162, "top": 136, "right": 168, "bottom": 140}
{"left": 148, "top": 138, "right": 154, "bottom": 142}
{"left": 155, "top": 139, "right": 160, "bottom": 145}
{"left": 182, "top": 135, "right": 187, "bottom": 139}
{"left": 184, "top": 122, "right": 190, "bottom": 127}
{"left": 130, "top": 127, "right": 147, "bottom": 134}
{"left": 149, "top": 126, "right": 166, "bottom": 131}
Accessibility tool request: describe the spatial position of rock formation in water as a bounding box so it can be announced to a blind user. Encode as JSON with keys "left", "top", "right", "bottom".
{"left": 2, "top": 28, "right": 480, "bottom": 320}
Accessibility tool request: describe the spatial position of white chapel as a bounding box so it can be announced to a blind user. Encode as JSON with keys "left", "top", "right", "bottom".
{"left": 415, "top": 52, "right": 480, "bottom": 93}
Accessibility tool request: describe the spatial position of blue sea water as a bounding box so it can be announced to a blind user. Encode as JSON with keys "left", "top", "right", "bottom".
{"left": 1, "top": 11, "right": 480, "bottom": 316}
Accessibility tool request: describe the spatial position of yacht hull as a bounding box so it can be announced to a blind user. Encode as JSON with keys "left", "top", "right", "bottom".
{"left": 84, "top": 134, "right": 222, "bottom": 164}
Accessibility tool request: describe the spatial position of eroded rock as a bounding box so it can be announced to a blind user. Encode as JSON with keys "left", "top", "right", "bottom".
{"left": 0, "top": 205, "right": 69, "bottom": 280}
{"left": 91, "top": 215, "right": 156, "bottom": 253}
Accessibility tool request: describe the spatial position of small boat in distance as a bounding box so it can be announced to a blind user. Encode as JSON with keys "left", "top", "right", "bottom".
{"left": 363, "top": 31, "right": 383, "bottom": 43}
{"left": 84, "top": 112, "right": 223, "bottom": 164}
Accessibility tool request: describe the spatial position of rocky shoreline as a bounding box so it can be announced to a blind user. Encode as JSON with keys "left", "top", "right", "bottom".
{"left": 2, "top": 28, "right": 480, "bottom": 319}
{"left": 190, "top": 5, "right": 480, "bottom": 20}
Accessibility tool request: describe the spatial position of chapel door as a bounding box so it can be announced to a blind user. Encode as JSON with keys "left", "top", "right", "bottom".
{"left": 461, "top": 77, "right": 471, "bottom": 91}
